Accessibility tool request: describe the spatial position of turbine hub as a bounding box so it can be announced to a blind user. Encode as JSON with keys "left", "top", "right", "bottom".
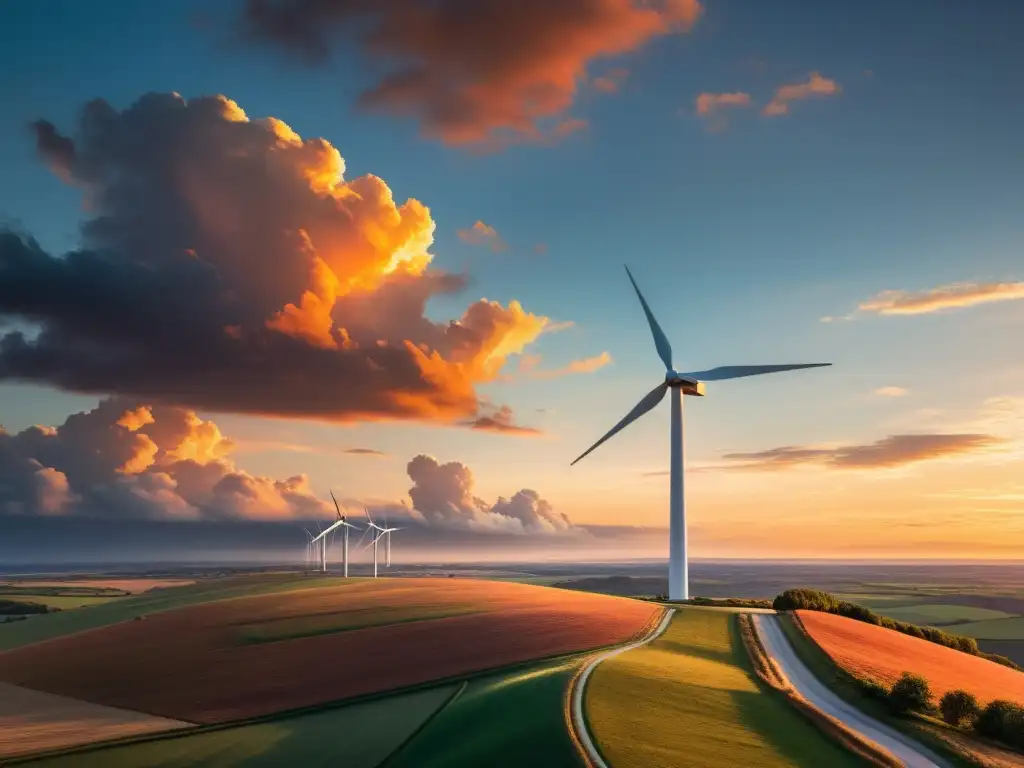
{"left": 665, "top": 371, "right": 706, "bottom": 396}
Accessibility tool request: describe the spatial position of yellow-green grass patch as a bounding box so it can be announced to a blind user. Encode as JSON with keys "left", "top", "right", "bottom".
{"left": 585, "top": 608, "right": 864, "bottom": 768}
{"left": 0, "top": 594, "right": 126, "bottom": 610}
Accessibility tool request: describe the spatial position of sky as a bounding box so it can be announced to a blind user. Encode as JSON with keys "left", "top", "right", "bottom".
{"left": 0, "top": 0, "right": 1022, "bottom": 562}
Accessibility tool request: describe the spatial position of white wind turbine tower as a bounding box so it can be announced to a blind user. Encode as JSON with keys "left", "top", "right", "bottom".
{"left": 363, "top": 509, "right": 402, "bottom": 577}
{"left": 309, "top": 490, "right": 362, "bottom": 575}
{"left": 571, "top": 265, "right": 831, "bottom": 602}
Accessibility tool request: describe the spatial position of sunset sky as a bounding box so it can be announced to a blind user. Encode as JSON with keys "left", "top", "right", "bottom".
{"left": 1, "top": 0, "right": 1022, "bottom": 562}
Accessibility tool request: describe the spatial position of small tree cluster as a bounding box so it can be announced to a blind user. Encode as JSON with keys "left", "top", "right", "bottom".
{"left": 939, "top": 690, "right": 980, "bottom": 727}
{"left": 975, "top": 700, "right": 1024, "bottom": 750}
{"left": 887, "top": 673, "right": 932, "bottom": 715}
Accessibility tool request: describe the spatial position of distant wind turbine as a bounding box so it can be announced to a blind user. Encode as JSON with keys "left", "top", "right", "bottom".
{"left": 571, "top": 265, "right": 831, "bottom": 601}
{"left": 310, "top": 489, "right": 362, "bottom": 575}
{"left": 364, "top": 508, "right": 402, "bottom": 577}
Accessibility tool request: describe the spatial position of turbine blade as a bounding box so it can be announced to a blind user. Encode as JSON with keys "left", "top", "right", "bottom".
{"left": 681, "top": 363, "right": 832, "bottom": 382}
{"left": 330, "top": 488, "right": 342, "bottom": 520}
{"left": 571, "top": 382, "right": 669, "bottom": 466}
{"left": 625, "top": 265, "right": 673, "bottom": 371}
{"left": 365, "top": 505, "right": 378, "bottom": 529}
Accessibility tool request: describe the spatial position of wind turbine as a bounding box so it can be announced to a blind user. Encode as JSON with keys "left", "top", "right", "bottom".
{"left": 363, "top": 508, "right": 402, "bottom": 577}
{"left": 571, "top": 265, "right": 831, "bottom": 602}
{"left": 310, "top": 490, "right": 362, "bottom": 576}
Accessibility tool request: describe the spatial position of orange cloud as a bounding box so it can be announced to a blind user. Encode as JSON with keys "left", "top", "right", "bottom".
{"left": 858, "top": 282, "right": 1024, "bottom": 315}
{"left": 695, "top": 91, "right": 752, "bottom": 115}
{"left": 243, "top": 0, "right": 703, "bottom": 147}
{"left": 593, "top": 68, "right": 630, "bottom": 93}
{"left": 721, "top": 433, "right": 1005, "bottom": 471}
{"left": 0, "top": 399, "right": 328, "bottom": 520}
{"left": 529, "top": 351, "right": 613, "bottom": 379}
{"left": 762, "top": 72, "right": 841, "bottom": 116}
{"left": 457, "top": 220, "right": 507, "bottom": 252}
{"left": 694, "top": 91, "right": 752, "bottom": 131}
{"left": 10, "top": 93, "right": 552, "bottom": 430}
{"left": 465, "top": 405, "right": 543, "bottom": 436}
{"left": 874, "top": 386, "right": 908, "bottom": 397}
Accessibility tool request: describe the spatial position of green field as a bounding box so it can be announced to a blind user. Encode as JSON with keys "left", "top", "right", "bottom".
{"left": 874, "top": 604, "right": 1016, "bottom": 626}
{"left": 0, "top": 574, "right": 364, "bottom": 651}
{"left": 949, "top": 616, "right": 1024, "bottom": 640}
{"left": 237, "top": 603, "right": 484, "bottom": 645}
{"left": 0, "top": 594, "right": 125, "bottom": 610}
{"left": 388, "top": 656, "right": 584, "bottom": 768}
{"left": 585, "top": 608, "right": 864, "bottom": 768}
{"left": 21, "top": 684, "right": 461, "bottom": 768}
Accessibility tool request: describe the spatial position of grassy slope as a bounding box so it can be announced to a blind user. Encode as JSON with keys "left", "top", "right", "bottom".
{"left": 0, "top": 574, "right": 361, "bottom": 651}
{"left": 387, "top": 656, "right": 583, "bottom": 768}
{"left": 776, "top": 613, "right": 978, "bottom": 768}
{"left": 952, "top": 616, "right": 1024, "bottom": 639}
{"left": 19, "top": 684, "right": 460, "bottom": 768}
{"left": 586, "top": 608, "right": 864, "bottom": 768}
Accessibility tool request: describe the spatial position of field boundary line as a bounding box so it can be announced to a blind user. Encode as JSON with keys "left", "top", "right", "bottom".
{"left": 374, "top": 680, "right": 468, "bottom": 768}
{"left": 568, "top": 607, "right": 675, "bottom": 768}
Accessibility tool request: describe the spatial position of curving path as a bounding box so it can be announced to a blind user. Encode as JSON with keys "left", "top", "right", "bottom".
{"left": 570, "top": 608, "right": 675, "bottom": 768}
{"left": 752, "top": 614, "right": 950, "bottom": 768}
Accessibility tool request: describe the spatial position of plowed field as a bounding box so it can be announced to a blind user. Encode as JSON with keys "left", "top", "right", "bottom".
{"left": 0, "top": 578, "right": 659, "bottom": 724}
{"left": 798, "top": 610, "right": 1024, "bottom": 707}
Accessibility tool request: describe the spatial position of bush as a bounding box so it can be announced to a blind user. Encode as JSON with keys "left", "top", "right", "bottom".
{"left": 858, "top": 679, "right": 890, "bottom": 701}
{"left": 975, "top": 700, "right": 1024, "bottom": 748}
{"left": 690, "top": 597, "right": 715, "bottom": 606}
{"left": 887, "top": 672, "right": 933, "bottom": 715}
{"left": 836, "top": 601, "right": 882, "bottom": 625}
{"left": 773, "top": 588, "right": 840, "bottom": 613}
{"left": 939, "top": 690, "right": 980, "bottom": 727}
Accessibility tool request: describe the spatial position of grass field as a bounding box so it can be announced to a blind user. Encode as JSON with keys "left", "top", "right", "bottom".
{"left": 949, "top": 616, "right": 1024, "bottom": 639}
{"left": 0, "top": 580, "right": 194, "bottom": 594}
{"left": 388, "top": 657, "right": 583, "bottom": 768}
{"left": 20, "top": 684, "right": 460, "bottom": 767}
{"left": 873, "top": 604, "right": 1017, "bottom": 626}
{"left": 0, "top": 578, "right": 658, "bottom": 723}
{"left": 0, "top": 594, "right": 124, "bottom": 610}
{"left": 798, "top": 610, "right": 1024, "bottom": 707}
{"left": 585, "top": 608, "right": 864, "bottom": 768}
{"left": 0, "top": 574, "right": 361, "bottom": 651}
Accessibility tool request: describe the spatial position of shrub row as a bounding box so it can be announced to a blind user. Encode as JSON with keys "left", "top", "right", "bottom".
{"left": 879, "top": 673, "right": 1024, "bottom": 751}
{"left": 773, "top": 588, "right": 1021, "bottom": 671}
{"left": 0, "top": 598, "right": 55, "bottom": 615}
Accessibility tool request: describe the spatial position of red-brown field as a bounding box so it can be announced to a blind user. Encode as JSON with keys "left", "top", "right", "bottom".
{"left": 0, "top": 578, "right": 659, "bottom": 724}
{"left": 798, "top": 610, "right": 1024, "bottom": 707}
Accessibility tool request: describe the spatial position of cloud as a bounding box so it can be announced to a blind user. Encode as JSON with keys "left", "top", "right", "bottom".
{"left": 526, "top": 351, "right": 613, "bottom": 379}
{"left": 457, "top": 220, "right": 507, "bottom": 252}
{"left": 694, "top": 91, "right": 751, "bottom": 130}
{"left": 720, "top": 433, "right": 1006, "bottom": 472}
{"left": 241, "top": 0, "right": 703, "bottom": 147}
{"left": 2, "top": 93, "right": 552, "bottom": 430}
{"left": 592, "top": 68, "right": 630, "bottom": 94}
{"left": 858, "top": 282, "right": 1024, "bottom": 316}
{"left": 464, "top": 405, "right": 543, "bottom": 436}
{"left": 343, "top": 447, "right": 388, "bottom": 457}
{"left": 762, "top": 72, "right": 840, "bottom": 116}
{"left": 533, "top": 243, "right": 548, "bottom": 256}
{"left": 0, "top": 399, "right": 329, "bottom": 520}
{"left": 405, "top": 454, "right": 574, "bottom": 534}
{"left": 874, "top": 386, "right": 908, "bottom": 398}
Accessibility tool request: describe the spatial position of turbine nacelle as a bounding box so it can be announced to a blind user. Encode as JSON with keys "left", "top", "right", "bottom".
{"left": 666, "top": 371, "right": 705, "bottom": 396}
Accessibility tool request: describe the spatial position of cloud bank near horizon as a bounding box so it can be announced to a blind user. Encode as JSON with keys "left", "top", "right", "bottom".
{"left": 0, "top": 399, "right": 577, "bottom": 537}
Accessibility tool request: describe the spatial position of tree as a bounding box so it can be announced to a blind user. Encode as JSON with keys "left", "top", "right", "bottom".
{"left": 939, "top": 690, "right": 980, "bottom": 727}
{"left": 887, "top": 672, "right": 933, "bottom": 715}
